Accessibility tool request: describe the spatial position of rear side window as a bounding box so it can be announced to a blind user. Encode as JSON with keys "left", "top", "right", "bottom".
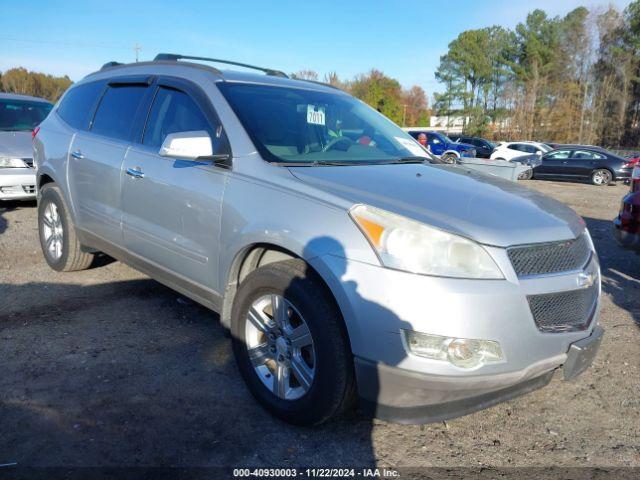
{"left": 508, "top": 143, "right": 529, "bottom": 152}
{"left": 57, "top": 81, "right": 104, "bottom": 130}
{"left": 143, "top": 87, "right": 218, "bottom": 150}
{"left": 91, "top": 85, "right": 147, "bottom": 141}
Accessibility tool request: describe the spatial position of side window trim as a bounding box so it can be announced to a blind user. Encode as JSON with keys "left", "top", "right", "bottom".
{"left": 141, "top": 75, "right": 232, "bottom": 161}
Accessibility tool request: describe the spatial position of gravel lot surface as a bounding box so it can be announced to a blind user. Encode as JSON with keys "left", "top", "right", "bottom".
{"left": 0, "top": 179, "right": 638, "bottom": 472}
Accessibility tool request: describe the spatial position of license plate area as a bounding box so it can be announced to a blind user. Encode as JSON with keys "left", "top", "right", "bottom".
{"left": 563, "top": 326, "right": 604, "bottom": 380}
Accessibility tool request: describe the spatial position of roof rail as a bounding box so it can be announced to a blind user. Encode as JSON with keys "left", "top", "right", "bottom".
{"left": 154, "top": 53, "right": 288, "bottom": 78}
{"left": 101, "top": 61, "right": 123, "bottom": 70}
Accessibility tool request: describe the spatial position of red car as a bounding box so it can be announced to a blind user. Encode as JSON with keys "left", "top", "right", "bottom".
{"left": 614, "top": 165, "right": 640, "bottom": 252}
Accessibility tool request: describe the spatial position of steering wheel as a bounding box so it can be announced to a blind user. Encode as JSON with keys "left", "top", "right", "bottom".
{"left": 322, "top": 136, "right": 354, "bottom": 152}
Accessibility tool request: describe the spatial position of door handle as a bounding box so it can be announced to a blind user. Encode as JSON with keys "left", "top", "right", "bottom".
{"left": 71, "top": 150, "right": 84, "bottom": 159}
{"left": 126, "top": 167, "right": 145, "bottom": 179}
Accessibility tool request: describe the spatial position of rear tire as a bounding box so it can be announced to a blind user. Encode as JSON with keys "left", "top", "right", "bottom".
{"left": 231, "top": 259, "right": 356, "bottom": 425}
{"left": 441, "top": 152, "right": 458, "bottom": 164}
{"left": 591, "top": 169, "right": 612, "bottom": 186}
{"left": 519, "top": 169, "right": 533, "bottom": 180}
{"left": 38, "top": 183, "right": 94, "bottom": 272}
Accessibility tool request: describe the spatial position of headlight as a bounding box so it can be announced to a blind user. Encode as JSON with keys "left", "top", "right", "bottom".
{"left": 350, "top": 204, "right": 503, "bottom": 279}
{"left": 403, "top": 330, "right": 503, "bottom": 369}
{"left": 0, "top": 157, "right": 28, "bottom": 168}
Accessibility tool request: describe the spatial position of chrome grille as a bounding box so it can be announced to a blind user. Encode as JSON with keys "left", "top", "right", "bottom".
{"left": 527, "top": 283, "right": 598, "bottom": 333}
{"left": 22, "top": 185, "right": 35, "bottom": 194}
{"left": 508, "top": 233, "right": 591, "bottom": 277}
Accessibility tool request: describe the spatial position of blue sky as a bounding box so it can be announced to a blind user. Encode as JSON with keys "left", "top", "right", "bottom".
{"left": 0, "top": 0, "right": 632, "bottom": 98}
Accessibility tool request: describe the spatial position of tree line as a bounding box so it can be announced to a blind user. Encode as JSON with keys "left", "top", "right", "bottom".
{"left": 0, "top": 67, "right": 72, "bottom": 103}
{"left": 434, "top": 1, "right": 640, "bottom": 147}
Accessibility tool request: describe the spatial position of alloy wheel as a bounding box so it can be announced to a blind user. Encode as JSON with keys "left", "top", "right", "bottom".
{"left": 42, "top": 202, "right": 64, "bottom": 260}
{"left": 245, "top": 294, "right": 316, "bottom": 400}
{"left": 593, "top": 170, "right": 612, "bottom": 185}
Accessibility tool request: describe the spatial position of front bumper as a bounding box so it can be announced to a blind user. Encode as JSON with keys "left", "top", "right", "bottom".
{"left": 616, "top": 168, "right": 633, "bottom": 180}
{"left": 0, "top": 168, "right": 36, "bottom": 200}
{"left": 310, "top": 245, "right": 602, "bottom": 424}
{"left": 357, "top": 326, "right": 603, "bottom": 424}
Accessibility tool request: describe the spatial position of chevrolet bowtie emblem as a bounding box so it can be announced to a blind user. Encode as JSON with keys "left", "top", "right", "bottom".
{"left": 577, "top": 271, "right": 596, "bottom": 288}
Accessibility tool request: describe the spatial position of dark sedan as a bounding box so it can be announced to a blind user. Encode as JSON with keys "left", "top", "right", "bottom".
{"left": 448, "top": 134, "right": 495, "bottom": 158}
{"left": 533, "top": 146, "right": 635, "bottom": 185}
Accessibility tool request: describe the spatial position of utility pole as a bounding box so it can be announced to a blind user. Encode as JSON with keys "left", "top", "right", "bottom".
{"left": 133, "top": 43, "right": 142, "bottom": 62}
{"left": 402, "top": 104, "right": 408, "bottom": 127}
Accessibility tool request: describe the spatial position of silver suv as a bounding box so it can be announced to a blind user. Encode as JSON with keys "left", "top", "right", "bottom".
{"left": 34, "top": 54, "right": 603, "bottom": 425}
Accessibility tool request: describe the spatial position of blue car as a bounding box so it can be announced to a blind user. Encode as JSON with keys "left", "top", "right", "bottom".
{"left": 406, "top": 130, "right": 476, "bottom": 163}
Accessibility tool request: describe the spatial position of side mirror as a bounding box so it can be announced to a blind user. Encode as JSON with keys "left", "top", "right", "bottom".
{"left": 159, "top": 131, "right": 213, "bottom": 160}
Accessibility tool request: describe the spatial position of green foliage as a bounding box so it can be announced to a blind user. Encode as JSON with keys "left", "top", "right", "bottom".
{"left": 0, "top": 67, "right": 72, "bottom": 102}
{"left": 433, "top": 1, "right": 640, "bottom": 146}
{"left": 349, "top": 69, "right": 404, "bottom": 124}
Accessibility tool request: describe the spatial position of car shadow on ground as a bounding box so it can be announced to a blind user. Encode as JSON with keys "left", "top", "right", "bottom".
{"left": 0, "top": 200, "right": 34, "bottom": 235}
{"left": 0, "top": 273, "right": 381, "bottom": 467}
{"left": 584, "top": 216, "right": 640, "bottom": 327}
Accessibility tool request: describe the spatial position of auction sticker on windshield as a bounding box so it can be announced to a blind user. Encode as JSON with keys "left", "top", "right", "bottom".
{"left": 395, "top": 136, "right": 428, "bottom": 157}
{"left": 307, "top": 105, "right": 325, "bottom": 125}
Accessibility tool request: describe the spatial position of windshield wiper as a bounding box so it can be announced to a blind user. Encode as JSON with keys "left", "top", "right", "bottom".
{"left": 383, "top": 156, "right": 428, "bottom": 164}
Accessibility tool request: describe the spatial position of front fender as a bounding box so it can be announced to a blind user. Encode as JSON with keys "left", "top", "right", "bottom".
{"left": 217, "top": 174, "right": 380, "bottom": 340}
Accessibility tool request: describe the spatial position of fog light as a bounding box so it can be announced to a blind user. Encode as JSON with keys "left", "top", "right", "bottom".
{"left": 0, "top": 186, "right": 22, "bottom": 194}
{"left": 403, "top": 330, "right": 503, "bottom": 369}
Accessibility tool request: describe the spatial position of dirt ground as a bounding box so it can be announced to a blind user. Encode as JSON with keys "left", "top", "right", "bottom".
{"left": 0, "top": 179, "right": 638, "bottom": 472}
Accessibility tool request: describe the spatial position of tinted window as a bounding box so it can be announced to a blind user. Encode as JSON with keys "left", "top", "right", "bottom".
{"left": 91, "top": 85, "right": 147, "bottom": 141}
{"left": 573, "top": 150, "right": 606, "bottom": 160}
{"left": 143, "top": 87, "right": 216, "bottom": 149}
{"left": 507, "top": 143, "right": 527, "bottom": 152}
{"left": 0, "top": 99, "right": 52, "bottom": 131}
{"left": 57, "top": 81, "right": 104, "bottom": 130}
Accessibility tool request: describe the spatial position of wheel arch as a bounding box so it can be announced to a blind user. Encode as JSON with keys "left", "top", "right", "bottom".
{"left": 592, "top": 166, "right": 616, "bottom": 181}
{"left": 442, "top": 149, "right": 461, "bottom": 158}
{"left": 37, "top": 172, "right": 56, "bottom": 191}
{"left": 220, "top": 242, "right": 352, "bottom": 347}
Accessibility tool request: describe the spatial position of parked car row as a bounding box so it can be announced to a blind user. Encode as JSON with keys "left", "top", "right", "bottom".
{"left": 404, "top": 129, "right": 476, "bottom": 163}
{"left": 0, "top": 93, "right": 52, "bottom": 201}
{"left": 26, "top": 53, "right": 604, "bottom": 426}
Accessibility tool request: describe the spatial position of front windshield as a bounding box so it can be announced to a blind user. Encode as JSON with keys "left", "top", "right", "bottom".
{"left": 0, "top": 99, "right": 52, "bottom": 132}
{"left": 218, "top": 83, "right": 430, "bottom": 165}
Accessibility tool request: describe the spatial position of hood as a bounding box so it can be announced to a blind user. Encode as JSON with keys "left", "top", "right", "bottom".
{"left": 288, "top": 163, "right": 584, "bottom": 247}
{"left": 0, "top": 131, "right": 33, "bottom": 159}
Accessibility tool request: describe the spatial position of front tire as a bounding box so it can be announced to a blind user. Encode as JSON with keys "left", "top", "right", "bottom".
{"left": 231, "top": 259, "right": 356, "bottom": 425}
{"left": 38, "top": 183, "right": 94, "bottom": 271}
{"left": 591, "top": 169, "right": 612, "bottom": 186}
